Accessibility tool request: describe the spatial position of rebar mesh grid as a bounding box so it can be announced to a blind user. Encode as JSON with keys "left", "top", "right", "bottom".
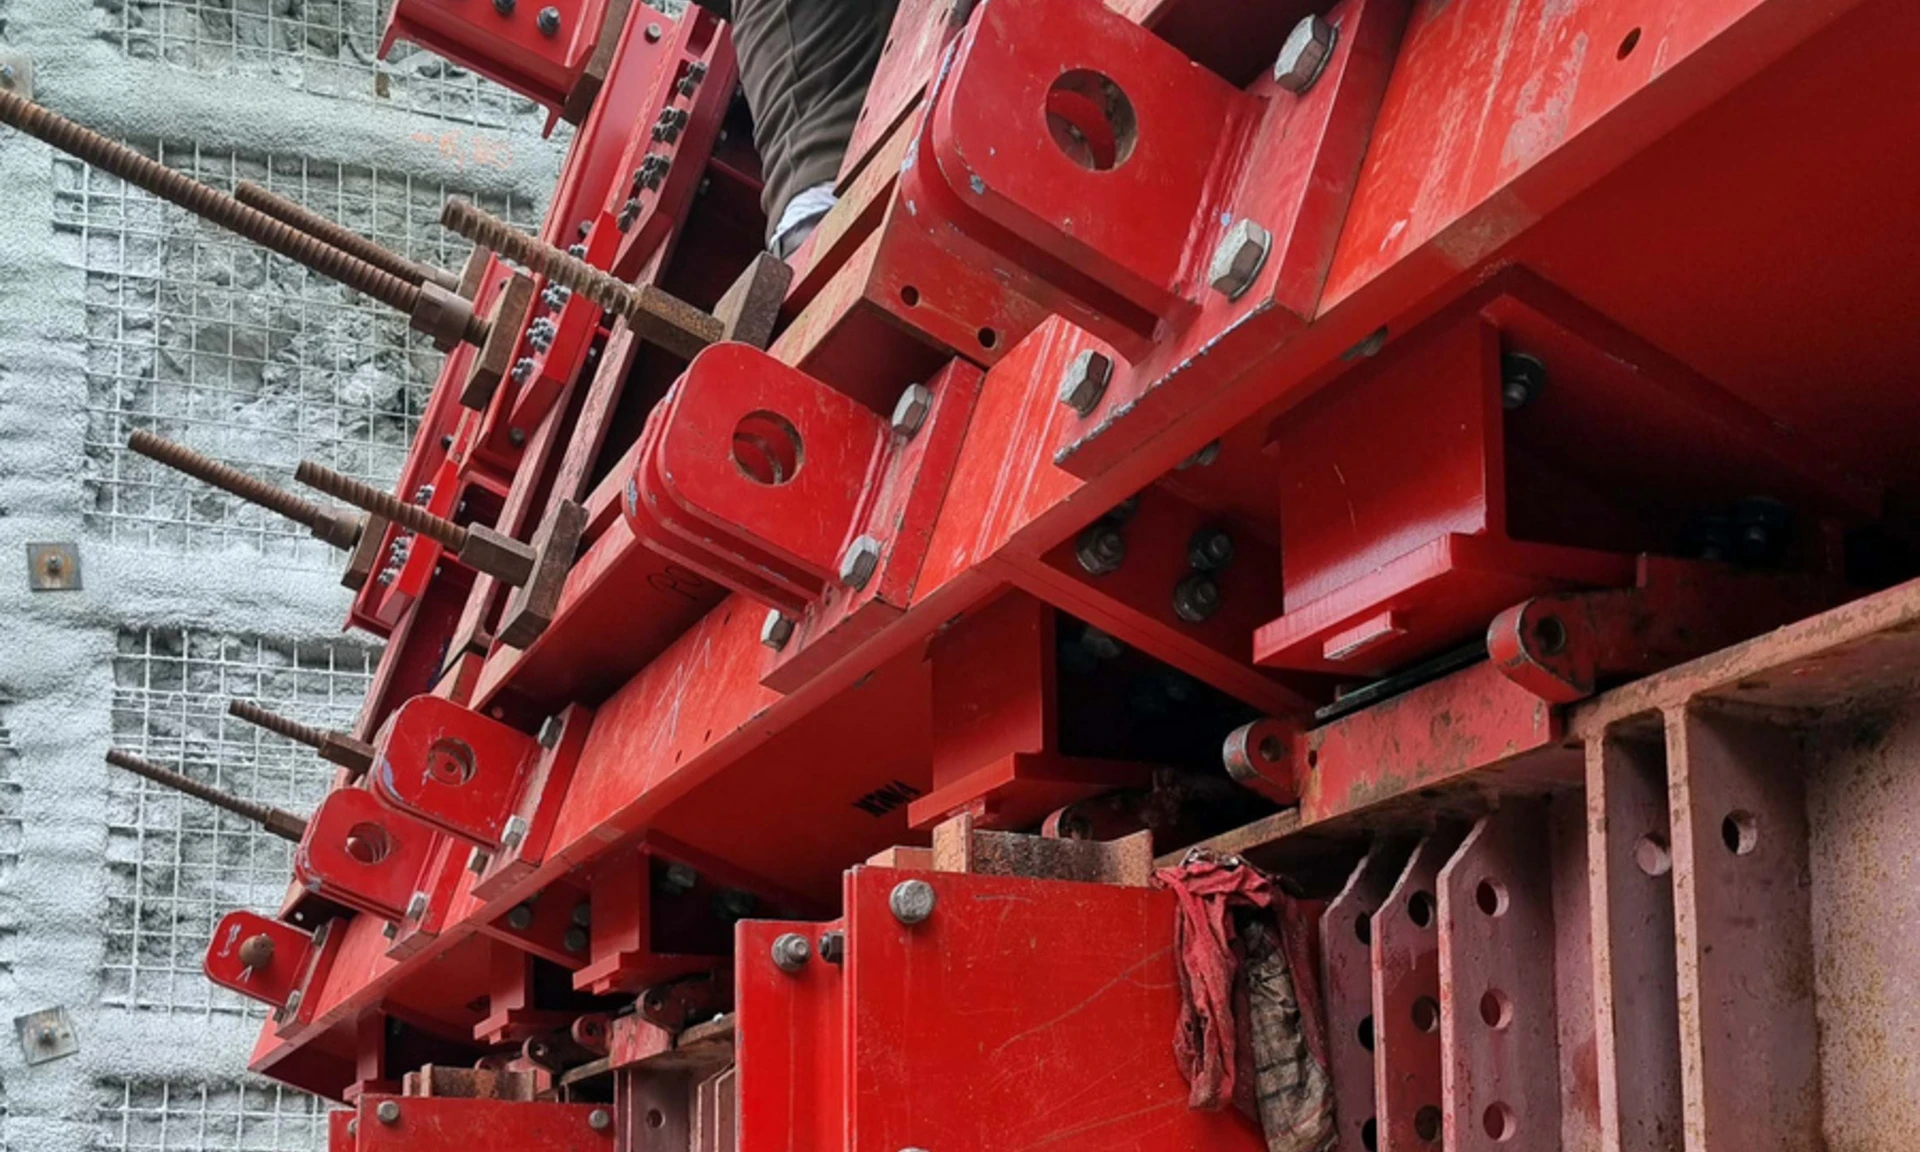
{"left": 103, "top": 628, "right": 376, "bottom": 1016}
{"left": 54, "top": 142, "right": 539, "bottom": 567}
{"left": 93, "top": 0, "right": 543, "bottom": 130}
{"left": 94, "top": 1077, "right": 331, "bottom": 1151}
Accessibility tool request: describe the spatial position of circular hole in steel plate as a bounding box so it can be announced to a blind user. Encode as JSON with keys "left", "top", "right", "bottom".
{"left": 344, "top": 821, "right": 391, "bottom": 865}
{"left": 1044, "top": 69, "right": 1138, "bottom": 171}
{"left": 1411, "top": 995, "right": 1440, "bottom": 1034}
{"left": 1634, "top": 832, "right": 1673, "bottom": 876}
{"left": 1407, "top": 890, "right": 1436, "bottom": 928}
{"left": 731, "top": 410, "right": 804, "bottom": 486}
{"left": 1414, "top": 1105, "right": 1442, "bottom": 1144}
{"left": 1722, "top": 809, "right": 1759, "bottom": 856}
{"left": 1480, "top": 988, "right": 1512, "bottom": 1030}
{"left": 1484, "top": 1102, "right": 1518, "bottom": 1142}
{"left": 425, "top": 737, "right": 476, "bottom": 786}
{"left": 1475, "top": 878, "right": 1509, "bottom": 917}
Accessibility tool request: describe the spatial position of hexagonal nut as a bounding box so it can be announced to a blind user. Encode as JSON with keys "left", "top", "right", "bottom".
{"left": 771, "top": 932, "right": 812, "bottom": 973}
{"left": 839, "top": 535, "right": 883, "bottom": 591}
{"left": 760, "top": 609, "right": 796, "bottom": 651}
{"left": 890, "top": 383, "right": 934, "bottom": 438}
{"left": 459, "top": 524, "right": 537, "bottom": 587}
{"left": 1274, "top": 14, "right": 1337, "bottom": 94}
{"left": 1056, "top": 349, "right": 1114, "bottom": 416}
{"left": 1209, "top": 218, "right": 1272, "bottom": 300}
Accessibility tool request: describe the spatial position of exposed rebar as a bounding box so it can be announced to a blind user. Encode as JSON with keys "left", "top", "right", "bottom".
{"left": 0, "top": 91, "right": 486, "bottom": 346}
{"left": 229, "top": 699, "right": 331, "bottom": 751}
{"left": 295, "top": 460, "right": 468, "bottom": 552}
{"left": 441, "top": 197, "right": 722, "bottom": 358}
{"left": 104, "top": 748, "right": 308, "bottom": 842}
{"left": 128, "top": 431, "right": 362, "bottom": 549}
{"left": 236, "top": 180, "right": 462, "bottom": 293}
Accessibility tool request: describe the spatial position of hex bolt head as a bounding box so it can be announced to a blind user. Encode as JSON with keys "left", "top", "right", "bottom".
{"left": 1172, "top": 573, "right": 1223, "bottom": 623}
{"left": 771, "top": 932, "right": 812, "bottom": 973}
{"left": 658, "top": 861, "right": 700, "bottom": 895}
{"left": 889, "top": 878, "right": 937, "bottom": 925}
{"left": 1177, "top": 439, "right": 1222, "bottom": 470}
{"left": 1187, "top": 528, "right": 1236, "bottom": 573}
{"left": 506, "top": 903, "right": 535, "bottom": 931}
{"left": 1274, "top": 13, "right": 1337, "bottom": 93}
{"left": 511, "top": 357, "right": 534, "bottom": 385}
{"left": 588, "top": 1108, "right": 613, "bottom": 1132}
{"left": 760, "top": 609, "right": 795, "bottom": 651}
{"left": 376, "top": 1100, "right": 402, "bottom": 1126}
{"left": 571, "top": 900, "right": 592, "bottom": 927}
{"left": 467, "top": 846, "right": 492, "bottom": 874}
{"left": 1079, "top": 624, "right": 1125, "bottom": 660}
{"left": 890, "top": 383, "right": 933, "bottom": 439}
{"left": 839, "top": 535, "right": 882, "bottom": 590}
{"left": 1056, "top": 349, "right": 1114, "bottom": 416}
{"left": 562, "top": 926, "right": 589, "bottom": 953}
{"left": 1075, "top": 524, "right": 1127, "bottom": 576}
{"left": 538, "top": 713, "right": 565, "bottom": 749}
{"left": 536, "top": 5, "right": 561, "bottom": 34}
{"left": 491, "top": 0, "right": 513, "bottom": 14}
{"left": 405, "top": 891, "right": 429, "bottom": 922}
{"left": 1501, "top": 352, "right": 1547, "bottom": 410}
{"left": 502, "top": 814, "right": 530, "bottom": 849}
{"left": 818, "top": 929, "right": 846, "bottom": 964}
{"left": 643, "top": 21, "right": 662, "bottom": 41}
{"left": 1209, "top": 218, "right": 1272, "bottom": 300}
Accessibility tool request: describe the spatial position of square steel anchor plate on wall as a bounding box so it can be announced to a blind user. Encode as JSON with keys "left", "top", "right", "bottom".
{"left": 15, "top": 1005, "right": 79, "bottom": 1064}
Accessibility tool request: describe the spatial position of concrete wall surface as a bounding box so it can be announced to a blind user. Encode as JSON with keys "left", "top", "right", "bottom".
{"left": 0, "top": 0, "right": 566, "bottom": 1143}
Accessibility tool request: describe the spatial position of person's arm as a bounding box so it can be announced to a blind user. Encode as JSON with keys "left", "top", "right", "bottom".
{"left": 688, "top": 0, "right": 732, "bottom": 20}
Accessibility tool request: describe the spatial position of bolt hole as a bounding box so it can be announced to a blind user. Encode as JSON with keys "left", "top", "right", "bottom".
{"left": 1475, "top": 878, "right": 1509, "bottom": 917}
{"left": 1044, "top": 69, "right": 1138, "bottom": 171}
{"left": 1480, "top": 988, "right": 1512, "bottom": 1030}
{"left": 1360, "top": 1118, "right": 1379, "bottom": 1151}
{"left": 1533, "top": 615, "right": 1568, "bottom": 655}
{"left": 1257, "top": 735, "right": 1282, "bottom": 763}
{"left": 425, "top": 737, "right": 476, "bottom": 786}
{"left": 1617, "top": 27, "right": 1641, "bottom": 58}
{"left": 1407, "top": 890, "right": 1436, "bottom": 928}
{"left": 1411, "top": 995, "right": 1440, "bottom": 1033}
{"left": 731, "top": 410, "right": 803, "bottom": 486}
{"left": 1353, "top": 912, "right": 1371, "bottom": 945}
{"left": 1722, "top": 810, "right": 1759, "bottom": 855}
{"left": 645, "top": 1108, "right": 665, "bottom": 1129}
{"left": 344, "top": 822, "right": 391, "bottom": 865}
{"left": 1634, "top": 832, "right": 1673, "bottom": 876}
{"left": 1307, "top": 749, "right": 1320, "bottom": 769}
{"left": 1484, "top": 1102, "right": 1517, "bottom": 1141}
{"left": 978, "top": 327, "right": 998, "bottom": 349}
{"left": 1413, "top": 1104, "right": 1443, "bottom": 1143}
{"left": 1357, "top": 1014, "right": 1374, "bottom": 1051}
{"left": 900, "top": 284, "right": 920, "bottom": 307}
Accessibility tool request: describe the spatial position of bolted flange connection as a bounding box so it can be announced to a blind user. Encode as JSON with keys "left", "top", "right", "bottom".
{"left": 1172, "top": 573, "right": 1223, "bottom": 623}
{"left": 839, "top": 535, "right": 882, "bottom": 590}
{"left": 1274, "top": 13, "right": 1337, "bottom": 93}
{"left": 889, "top": 879, "right": 937, "bottom": 925}
{"left": 1056, "top": 349, "right": 1113, "bottom": 416}
{"left": 771, "top": 932, "right": 812, "bottom": 972}
{"left": 760, "top": 610, "right": 795, "bottom": 651}
{"left": 1075, "top": 524, "right": 1126, "bottom": 576}
{"left": 1209, "top": 218, "right": 1272, "bottom": 300}
{"left": 890, "top": 383, "right": 933, "bottom": 438}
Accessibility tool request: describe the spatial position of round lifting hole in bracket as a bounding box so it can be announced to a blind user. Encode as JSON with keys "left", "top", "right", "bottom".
{"left": 732, "top": 410, "right": 803, "bottom": 486}
{"left": 1045, "top": 69, "right": 1138, "bottom": 171}
{"left": 425, "top": 737, "right": 477, "bottom": 787}
{"left": 344, "top": 821, "right": 391, "bottom": 865}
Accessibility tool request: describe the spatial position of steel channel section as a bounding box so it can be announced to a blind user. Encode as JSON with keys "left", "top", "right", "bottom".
{"left": 232, "top": 0, "right": 1909, "bottom": 1122}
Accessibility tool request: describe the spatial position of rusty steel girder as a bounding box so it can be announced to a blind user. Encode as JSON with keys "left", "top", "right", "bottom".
{"left": 0, "top": 0, "right": 1886, "bottom": 1142}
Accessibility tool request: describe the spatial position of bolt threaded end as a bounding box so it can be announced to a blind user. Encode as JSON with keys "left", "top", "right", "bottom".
{"left": 104, "top": 748, "right": 306, "bottom": 842}
{"left": 295, "top": 460, "right": 467, "bottom": 552}
{"left": 228, "top": 699, "right": 330, "bottom": 751}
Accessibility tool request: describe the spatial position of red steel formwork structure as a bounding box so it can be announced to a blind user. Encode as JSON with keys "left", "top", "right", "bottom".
{"left": 15, "top": 0, "right": 1920, "bottom": 1145}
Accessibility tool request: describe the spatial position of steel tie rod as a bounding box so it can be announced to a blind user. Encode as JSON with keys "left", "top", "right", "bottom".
{"left": 104, "top": 749, "right": 308, "bottom": 843}
{"left": 235, "top": 180, "right": 462, "bottom": 293}
{"left": 229, "top": 700, "right": 376, "bottom": 777}
{"left": 126, "top": 431, "right": 363, "bottom": 549}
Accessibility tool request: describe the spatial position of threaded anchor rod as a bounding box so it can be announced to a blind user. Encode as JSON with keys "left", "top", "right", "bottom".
{"left": 295, "top": 460, "right": 467, "bottom": 553}
{"left": 441, "top": 197, "right": 722, "bottom": 359}
{"left": 105, "top": 749, "right": 308, "bottom": 842}
{"left": 229, "top": 700, "right": 331, "bottom": 750}
{"left": 235, "top": 181, "right": 460, "bottom": 293}
{"left": 0, "top": 91, "right": 487, "bottom": 347}
{"left": 128, "top": 431, "right": 362, "bottom": 549}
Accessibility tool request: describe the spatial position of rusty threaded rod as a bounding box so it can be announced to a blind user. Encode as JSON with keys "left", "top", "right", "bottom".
{"left": 105, "top": 748, "right": 308, "bottom": 842}
{"left": 295, "top": 460, "right": 468, "bottom": 552}
{"left": 128, "top": 431, "right": 362, "bottom": 549}
{"left": 0, "top": 91, "right": 487, "bottom": 348}
{"left": 235, "top": 181, "right": 461, "bottom": 294}
{"left": 440, "top": 197, "right": 722, "bottom": 359}
{"left": 228, "top": 699, "right": 331, "bottom": 750}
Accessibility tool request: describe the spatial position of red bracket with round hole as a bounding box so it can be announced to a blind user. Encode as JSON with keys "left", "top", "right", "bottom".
{"left": 295, "top": 788, "right": 446, "bottom": 926}
{"left": 372, "top": 694, "right": 547, "bottom": 851}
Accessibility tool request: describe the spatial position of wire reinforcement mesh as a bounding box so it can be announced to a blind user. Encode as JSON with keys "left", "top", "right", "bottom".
{"left": 95, "top": 1078, "right": 331, "bottom": 1151}
{"left": 93, "top": 0, "right": 543, "bottom": 129}
{"left": 0, "top": 694, "right": 18, "bottom": 981}
{"left": 54, "top": 142, "right": 539, "bottom": 567}
{"left": 104, "top": 628, "right": 376, "bottom": 1016}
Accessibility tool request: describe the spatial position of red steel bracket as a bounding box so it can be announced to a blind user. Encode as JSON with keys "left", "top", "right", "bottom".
{"left": 372, "top": 694, "right": 547, "bottom": 851}
{"left": 471, "top": 703, "right": 593, "bottom": 900}
{"left": 295, "top": 789, "right": 446, "bottom": 929}
{"left": 1371, "top": 828, "right": 1465, "bottom": 1152}
{"left": 345, "top": 1094, "right": 612, "bottom": 1150}
{"left": 1321, "top": 841, "right": 1412, "bottom": 1152}
{"left": 204, "top": 910, "right": 342, "bottom": 1028}
{"left": 382, "top": 0, "right": 623, "bottom": 128}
